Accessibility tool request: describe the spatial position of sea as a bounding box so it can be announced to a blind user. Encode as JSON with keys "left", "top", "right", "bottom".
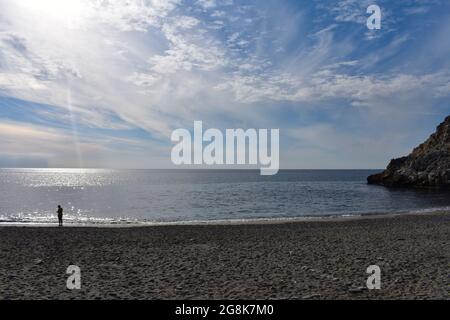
{"left": 1, "top": 168, "right": 449, "bottom": 226}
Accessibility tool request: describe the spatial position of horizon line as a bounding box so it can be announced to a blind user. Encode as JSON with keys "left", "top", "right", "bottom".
{"left": 0, "top": 167, "right": 384, "bottom": 171}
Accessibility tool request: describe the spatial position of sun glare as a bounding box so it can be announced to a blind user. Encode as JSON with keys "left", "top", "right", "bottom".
{"left": 16, "top": 0, "right": 87, "bottom": 23}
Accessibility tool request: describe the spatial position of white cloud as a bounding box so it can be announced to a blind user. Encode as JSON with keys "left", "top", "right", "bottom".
{"left": 0, "top": 120, "right": 170, "bottom": 168}
{"left": 0, "top": 72, "right": 47, "bottom": 90}
{"left": 86, "top": 0, "right": 181, "bottom": 32}
{"left": 318, "top": 0, "right": 374, "bottom": 24}
{"left": 404, "top": 6, "right": 430, "bottom": 15}
{"left": 196, "top": 0, "right": 218, "bottom": 10}
{"left": 290, "top": 72, "right": 450, "bottom": 105}
{"left": 0, "top": 0, "right": 449, "bottom": 168}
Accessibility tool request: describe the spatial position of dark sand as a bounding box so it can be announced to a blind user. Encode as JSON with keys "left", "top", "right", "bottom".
{"left": 0, "top": 213, "right": 448, "bottom": 300}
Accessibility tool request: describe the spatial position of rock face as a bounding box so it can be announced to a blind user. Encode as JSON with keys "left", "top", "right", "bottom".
{"left": 367, "top": 116, "right": 450, "bottom": 188}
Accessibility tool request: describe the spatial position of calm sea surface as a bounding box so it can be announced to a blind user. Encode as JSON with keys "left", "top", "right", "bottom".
{"left": 1, "top": 169, "right": 450, "bottom": 225}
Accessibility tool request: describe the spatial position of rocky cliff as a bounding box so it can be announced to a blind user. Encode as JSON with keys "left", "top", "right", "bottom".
{"left": 367, "top": 116, "right": 450, "bottom": 188}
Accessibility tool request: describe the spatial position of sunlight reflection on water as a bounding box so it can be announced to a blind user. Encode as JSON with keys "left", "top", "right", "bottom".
{"left": 1, "top": 169, "right": 450, "bottom": 225}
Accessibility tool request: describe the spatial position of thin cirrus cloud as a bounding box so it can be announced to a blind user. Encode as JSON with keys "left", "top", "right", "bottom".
{"left": 0, "top": 0, "right": 449, "bottom": 169}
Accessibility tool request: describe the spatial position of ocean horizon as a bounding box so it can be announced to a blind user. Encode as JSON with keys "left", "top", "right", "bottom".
{"left": 1, "top": 168, "right": 450, "bottom": 226}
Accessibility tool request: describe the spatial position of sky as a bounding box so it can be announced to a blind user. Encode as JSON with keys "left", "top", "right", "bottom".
{"left": 0, "top": 0, "right": 449, "bottom": 169}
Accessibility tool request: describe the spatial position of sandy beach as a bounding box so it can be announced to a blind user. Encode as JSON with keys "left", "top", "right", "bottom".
{"left": 0, "top": 212, "right": 448, "bottom": 300}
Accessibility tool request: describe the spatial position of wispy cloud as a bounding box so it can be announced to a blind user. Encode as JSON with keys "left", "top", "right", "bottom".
{"left": 0, "top": 0, "right": 449, "bottom": 168}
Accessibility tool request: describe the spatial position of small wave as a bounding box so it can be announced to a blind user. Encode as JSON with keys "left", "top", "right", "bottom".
{"left": 1, "top": 206, "right": 448, "bottom": 227}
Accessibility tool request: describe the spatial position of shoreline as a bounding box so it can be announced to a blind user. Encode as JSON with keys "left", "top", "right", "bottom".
{"left": 0, "top": 211, "right": 448, "bottom": 299}
{"left": 0, "top": 209, "right": 449, "bottom": 228}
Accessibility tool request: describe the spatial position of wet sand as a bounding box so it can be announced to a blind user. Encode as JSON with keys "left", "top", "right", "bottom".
{"left": 0, "top": 212, "right": 448, "bottom": 300}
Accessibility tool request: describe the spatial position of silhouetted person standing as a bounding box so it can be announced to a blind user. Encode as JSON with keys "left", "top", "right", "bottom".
{"left": 57, "top": 205, "right": 63, "bottom": 227}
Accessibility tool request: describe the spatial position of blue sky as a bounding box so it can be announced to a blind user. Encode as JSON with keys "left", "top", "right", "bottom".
{"left": 0, "top": 0, "right": 449, "bottom": 168}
